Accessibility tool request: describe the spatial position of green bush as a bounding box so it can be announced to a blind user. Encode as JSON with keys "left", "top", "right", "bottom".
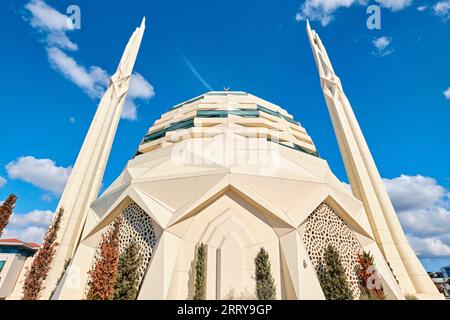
{"left": 193, "top": 243, "right": 207, "bottom": 300}
{"left": 114, "top": 241, "right": 143, "bottom": 300}
{"left": 320, "top": 244, "right": 353, "bottom": 300}
{"left": 255, "top": 247, "right": 276, "bottom": 300}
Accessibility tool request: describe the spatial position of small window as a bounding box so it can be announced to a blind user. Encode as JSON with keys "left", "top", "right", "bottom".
{"left": 0, "top": 260, "right": 6, "bottom": 273}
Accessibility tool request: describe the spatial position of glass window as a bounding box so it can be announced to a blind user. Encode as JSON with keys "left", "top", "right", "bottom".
{"left": 197, "top": 110, "right": 260, "bottom": 118}
{"left": 206, "top": 92, "right": 227, "bottom": 96}
{"left": 230, "top": 110, "right": 259, "bottom": 118}
{"left": 282, "top": 115, "right": 300, "bottom": 125}
{"left": 257, "top": 105, "right": 279, "bottom": 117}
{"left": 0, "top": 260, "right": 5, "bottom": 273}
{"left": 197, "top": 110, "right": 229, "bottom": 118}
{"left": 143, "top": 118, "right": 195, "bottom": 144}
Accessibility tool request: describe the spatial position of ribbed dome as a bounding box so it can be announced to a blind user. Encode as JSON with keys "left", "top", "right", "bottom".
{"left": 138, "top": 91, "right": 318, "bottom": 157}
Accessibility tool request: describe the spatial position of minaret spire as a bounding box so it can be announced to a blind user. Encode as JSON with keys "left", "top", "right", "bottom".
{"left": 306, "top": 23, "right": 442, "bottom": 299}
{"left": 41, "top": 18, "right": 146, "bottom": 299}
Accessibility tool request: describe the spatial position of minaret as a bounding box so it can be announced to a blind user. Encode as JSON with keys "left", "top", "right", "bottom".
{"left": 306, "top": 21, "right": 442, "bottom": 299}
{"left": 41, "top": 18, "right": 146, "bottom": 299}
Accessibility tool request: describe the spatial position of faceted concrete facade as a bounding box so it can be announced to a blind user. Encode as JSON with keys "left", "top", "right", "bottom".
{"left": 53, "top": 92, "right": 405, "bottom": 300}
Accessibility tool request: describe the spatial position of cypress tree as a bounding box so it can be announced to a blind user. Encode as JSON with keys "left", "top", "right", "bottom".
{"left": 193, "top": 243, "right": 207, "bottom": 300}
{"left": 22, "top": 208, "right": 64, "bottom": 300}
{"left": 320, "top": 244, "right": 353, "bottom": 300}
{"left": 0, "top": 194, "right": 17, "bottom": 236}
{"left": 113, "top": 241, "right": 142, "bottom": 300}
{"left": 86, "top": 218, "right": 121, "bottom": 300}
{"left": 255, "top": 247, "right": 276, "bottom": 300}
{"left": 356, "top": 251, "right": 385, "bottom": 300}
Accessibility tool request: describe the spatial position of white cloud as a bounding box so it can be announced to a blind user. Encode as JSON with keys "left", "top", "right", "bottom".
{"left": 24, "top": 0, "right": 155, "bottom": 121}
{"left": 122, "top": 99, "right": 138, "bottom": 121}
{"left": 128, "top": 72, "right": 155, "bottom": 100}
{"left": 6, "top": 156, "right": 72, "bottom": 195}
{"left": 121, "top": 73, "right": 156, "bottom": 121}
{"left": 383, "top": 175, "right": 450, "bottom": 258}
{"left": 295, "top": 0, "right": 362, "bottom": 26}
{"left": 46, "top": 47, "right": 109, "bottom": 98}
{"left": 25, "top": 0, "right": 73, "bottom": 31}
{"left": 41, "top": 193, "right": 53, "bottom": 202}
{"left": 45, "top": 31, "right": 78, "bottom": 51}
{"left": 46, "top": 48, "right": 154, "bottom": 115}
{"left": 3, "top": 226, "right": 47, "bottom": 244}
{"left": 407, "top": 236, "right": 450, "bottom": 257}
{"left": 417, "top": 5, "right": 428, "bottom": 11}
{"left": 295, "top": 0, "right": 411, "bottom": 26}
{"left": 383, "top": 175, "right": 447, "bottom": 211}
{"left": 372, "top": 36, "right": 394, "bottom": 56}
{"left": 444, "top": 87, "right": 450, "bottom": 99}
{"left": 2, "top": 209, "right": 54, "bottom": 244}
{"left": 25, "top": 0, "right": 77, "bottom": 51}
{"left": 376, "top": 0, "right": 412, "bottom": 11}
{"left": 433, "top": 1, "right": 450, "bottom": 19}
{"left": 0, "top": 176, "right": 6, "bottom": 188}
{"left": 7, "top": 210, "right": 54, "bottom": 229}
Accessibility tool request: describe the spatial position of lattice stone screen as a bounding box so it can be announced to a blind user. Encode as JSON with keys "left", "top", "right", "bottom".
{"left": 302, "top": 202, "right": 362, "bottom": 297}
{"left": 119, "top": 202, "right": 158, "bottom": 282}
{"left": 86, "top": 202, "right": 158, "bottom": 295}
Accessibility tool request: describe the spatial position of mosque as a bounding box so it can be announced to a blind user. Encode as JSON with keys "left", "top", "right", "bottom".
{"left": 10, "top": 18, "right": 442, "bottom": 300}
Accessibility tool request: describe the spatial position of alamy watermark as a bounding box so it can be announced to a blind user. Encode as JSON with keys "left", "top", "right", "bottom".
{"left": 66, "top": 5, "right": 81, "bottom": 30}
{"left": 367, "top": 4, "right": 381, "bottom": 30}
{"left": 169, "top": 127, "right": 282, "bottom": 176}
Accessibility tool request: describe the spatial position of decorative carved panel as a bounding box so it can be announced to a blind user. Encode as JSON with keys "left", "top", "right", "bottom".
{"left": 302, "top": 202, "right": 361, "bottom": 297}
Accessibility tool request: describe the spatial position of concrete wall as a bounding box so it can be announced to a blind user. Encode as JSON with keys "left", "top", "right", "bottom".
{"left": 0, "top": 253, "right": 27, "bottom": 299}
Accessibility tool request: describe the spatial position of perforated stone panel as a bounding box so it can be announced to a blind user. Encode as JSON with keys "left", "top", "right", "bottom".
{"left": 85, "top": 202, "right": 158, "bottom": 296}
{"left": 302, "top": 202, "right": 361, "bottom": 297}
{"left": 119, "top": 202, "right": 157, "bottom": 283}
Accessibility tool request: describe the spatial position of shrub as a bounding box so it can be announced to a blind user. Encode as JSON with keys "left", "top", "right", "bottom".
{"left": 0, "top": 194, "right": 17, "bottom": 236}
{"left": 85, "top": 218, "right": 121, "bottom": 300}
{"left": 113, "top": 241, "right": 142, "bottom": 300}
{"left": 356, "top": 251, "right": 385, "bottom": 300}
{"left": 193, "top": 243, "right": 207, "bottom": 300}
{"left": 320, "top": 244, "right": 353, "bottom": 300}
{"left": 22, "top": 208, "right": 64, "bottom": 300}
{"left": 255, "top": 247, "right": 276, "bottom": 300}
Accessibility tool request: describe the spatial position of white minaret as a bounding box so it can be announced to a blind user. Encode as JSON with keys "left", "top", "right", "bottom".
{"left": 306, "top": 21, "right": 442, "bottom": 299}
{"left": 41, "top": 18, "right": 146, "bottom": 299}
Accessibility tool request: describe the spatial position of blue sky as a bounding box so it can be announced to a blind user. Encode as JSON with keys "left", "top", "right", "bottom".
{"left": 0, "top": 0, "right": 449, "bottom": 271}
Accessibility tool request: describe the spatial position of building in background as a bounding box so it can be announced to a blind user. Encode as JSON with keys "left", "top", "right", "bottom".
{"left": 441, "top": 265, "right": 450, "bottom": 280}
{"left": 428, "top": 271, "right": 449, "bottom": 298}
{"left": 0, "top": 239, "right": 39, "bottom": 299}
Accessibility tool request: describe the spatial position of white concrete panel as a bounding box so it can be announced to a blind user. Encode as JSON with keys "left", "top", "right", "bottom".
{"left": 280, "top": 231, "right": 325, "bottom": 300}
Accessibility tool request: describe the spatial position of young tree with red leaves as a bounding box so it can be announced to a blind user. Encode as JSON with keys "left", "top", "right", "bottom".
{"left": 356, "top": 251, "right": 385, "bottom": 300}
{"left": 22, "top": 208, "right": 64, "bottom": 300}
{"left": 85, "top": 218, "right": 121, "bottom": 300}
{"left": 0, "top": 194, "right": 17, "bottom": 236}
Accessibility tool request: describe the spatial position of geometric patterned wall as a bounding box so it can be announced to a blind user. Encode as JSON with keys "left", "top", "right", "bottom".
{"left": 119, "top": 202, "right": 158, "bottom": 284}
{"left": 301, "top": 202, "right": 362, "bottom": 298}
{"left": 85, "top": 202, "right": 158, "bottom": 295}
